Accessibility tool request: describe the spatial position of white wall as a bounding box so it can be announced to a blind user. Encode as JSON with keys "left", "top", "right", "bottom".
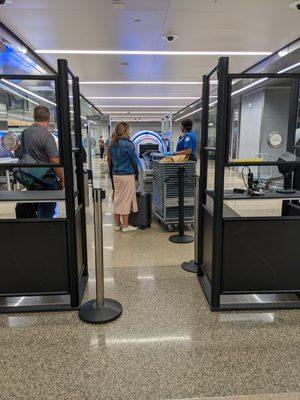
{"left": 259, "top": 88, "right": 291, "bottom": 158}
{"left": 238, "top": 87, "right": 291, "bottom": 161}
{"left": 111, "top": 121, "right": 161, "bottom": 137}
{"left": 238, "top": 90, "right": 264, "bottom": 159}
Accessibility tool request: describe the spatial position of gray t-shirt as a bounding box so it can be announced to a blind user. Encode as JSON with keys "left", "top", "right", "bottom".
{"left": 19, "top": 124, "right": 59, "bottom": 163}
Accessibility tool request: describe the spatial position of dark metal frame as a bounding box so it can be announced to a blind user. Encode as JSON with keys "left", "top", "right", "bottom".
{"left": 0, "top": 59, "right": 89, "bottom": 313}
{"left": 197, "top": 57, "right": 300, "bottom": 311}
{"left": 57, "top": 59, "right": 82, "bottom": 308}
{"left": 197, "top": 75, "right": 209, "bottom": 270}
{"left": 71, "top": 74, "right": 88, "bottom": 283}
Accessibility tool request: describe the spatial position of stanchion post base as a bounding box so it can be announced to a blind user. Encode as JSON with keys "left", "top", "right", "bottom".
{"left": 181, "top": 260, "right": 198, "bottom": 273}
{"left": 169, "top": 234, "right": 194, "bottom": 244}
{"left": 79, "top": 298, "right": 122, "bottom": 324}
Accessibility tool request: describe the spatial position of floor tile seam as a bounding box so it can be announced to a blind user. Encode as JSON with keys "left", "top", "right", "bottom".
{"left": 169, "top": 392, "right": 300, "bottom": 400}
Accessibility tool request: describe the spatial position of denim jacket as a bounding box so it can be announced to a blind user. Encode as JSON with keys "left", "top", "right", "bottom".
{"left": 109, "top": 139, "right": 138, "bottom": 175}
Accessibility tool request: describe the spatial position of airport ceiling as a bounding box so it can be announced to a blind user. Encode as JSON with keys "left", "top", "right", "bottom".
{"left": 0, "top": 0, "right": 300, "bottom": 116}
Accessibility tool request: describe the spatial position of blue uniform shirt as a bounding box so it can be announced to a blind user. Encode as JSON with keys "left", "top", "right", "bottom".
{"left": 176, "top": 130, "right": 197, "bottom": 159}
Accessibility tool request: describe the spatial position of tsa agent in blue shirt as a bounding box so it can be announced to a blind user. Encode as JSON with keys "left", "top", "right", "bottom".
{"left": 175, "top": 118, "right": 197, "bottom": 161}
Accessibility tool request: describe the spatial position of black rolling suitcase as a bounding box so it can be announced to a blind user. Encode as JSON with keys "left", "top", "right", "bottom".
{"left": 87, "top": 169, "right": 93, "bottom": 183}
{"left": 130, "top": 192, "right": 152, "bottom": 229}
{"left": 15, "top": 203, "right": 36, "bottom": 218}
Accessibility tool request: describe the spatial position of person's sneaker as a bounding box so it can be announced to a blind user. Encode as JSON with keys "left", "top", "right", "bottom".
{"left": 114, "top": 225, "right": 122, "bottom": 231}
{"left": 122, "top": 225, "right": 138, "bottom": 233}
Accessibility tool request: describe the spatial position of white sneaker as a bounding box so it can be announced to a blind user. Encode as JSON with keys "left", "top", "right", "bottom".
{"left": 114, "top": 225, "right": 122, "bottom": 231}
{"left": 122, "top": 225, "right": 138, "bottom": 232}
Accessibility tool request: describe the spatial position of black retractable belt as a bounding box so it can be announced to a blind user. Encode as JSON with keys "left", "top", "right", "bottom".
{"left": 182, "top": 175, "right": 200, "bottom": 272}
{"left": 169, "top": 166, "right": 194, "bottom": 244}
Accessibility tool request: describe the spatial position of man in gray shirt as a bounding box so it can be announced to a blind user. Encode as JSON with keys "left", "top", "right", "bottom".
{"left": 18, "top": 106, "right": 64, "bottom": 218}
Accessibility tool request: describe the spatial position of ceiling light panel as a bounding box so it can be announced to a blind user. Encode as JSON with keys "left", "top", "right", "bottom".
{"left": 36, "top": 50, "right": 271, "bottom": 56}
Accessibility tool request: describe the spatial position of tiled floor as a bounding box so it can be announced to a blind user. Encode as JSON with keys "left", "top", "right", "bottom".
{"left": 183, "top": 395, "right": 300, "bottom": 400}
{"left": 0, "top": 159, "right": 299, "bottom": 400}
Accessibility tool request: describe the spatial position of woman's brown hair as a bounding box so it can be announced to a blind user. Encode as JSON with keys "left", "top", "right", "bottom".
{"left": 111, "top": 122, "right": 130, "bottom": 145}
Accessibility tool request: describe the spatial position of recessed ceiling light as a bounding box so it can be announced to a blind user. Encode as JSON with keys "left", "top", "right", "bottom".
{"left": 36, "top": 50, "right": 272, "bottom": 56}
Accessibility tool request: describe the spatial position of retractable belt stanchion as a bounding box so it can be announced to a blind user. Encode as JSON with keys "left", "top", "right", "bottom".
{"left": 79, "top": 188, "right": 122, "bottom": 324}
{"left": 182, "top": 175, "right": 200, "bottom": 272}
{"left": 169, "top": 166, "right": 194, "bottom": 244}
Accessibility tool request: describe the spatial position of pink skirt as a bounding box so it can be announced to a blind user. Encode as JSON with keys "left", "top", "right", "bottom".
{"left": 113, "top": 175, "right": 138, "bottom": 215}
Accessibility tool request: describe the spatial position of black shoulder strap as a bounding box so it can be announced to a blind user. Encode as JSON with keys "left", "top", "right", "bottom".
{"left": 20, "top": 131, "right": 25, "bottom": 151}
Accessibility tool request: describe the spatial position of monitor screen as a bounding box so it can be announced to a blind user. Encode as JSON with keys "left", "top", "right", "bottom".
{"left": 139, "top": 144, "right": 159, "bottom": 157}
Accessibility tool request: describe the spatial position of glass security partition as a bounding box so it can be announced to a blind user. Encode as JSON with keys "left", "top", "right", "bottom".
{"left": 80, "top": 96, "right": 109, "bottom": 171}
{"left": 198, "top": 58, "right": 300, "bottom": 311}
{"left": 0, "top": 60, "right": 89, "bottom": 313}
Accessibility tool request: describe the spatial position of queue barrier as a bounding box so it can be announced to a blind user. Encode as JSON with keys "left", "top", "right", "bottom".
{"left": 79, "top": 188, "right": 122, "bottom": 324}
{"left": 169, "top": 166, "right": 194, "bottom": 244}
{"left": 181, "top": 175, "right": 201, "bottom": 273}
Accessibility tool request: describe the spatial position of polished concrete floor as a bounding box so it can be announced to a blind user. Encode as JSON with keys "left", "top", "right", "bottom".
{"left": 0, "top": 160, "right": 299, "bottom": 400}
